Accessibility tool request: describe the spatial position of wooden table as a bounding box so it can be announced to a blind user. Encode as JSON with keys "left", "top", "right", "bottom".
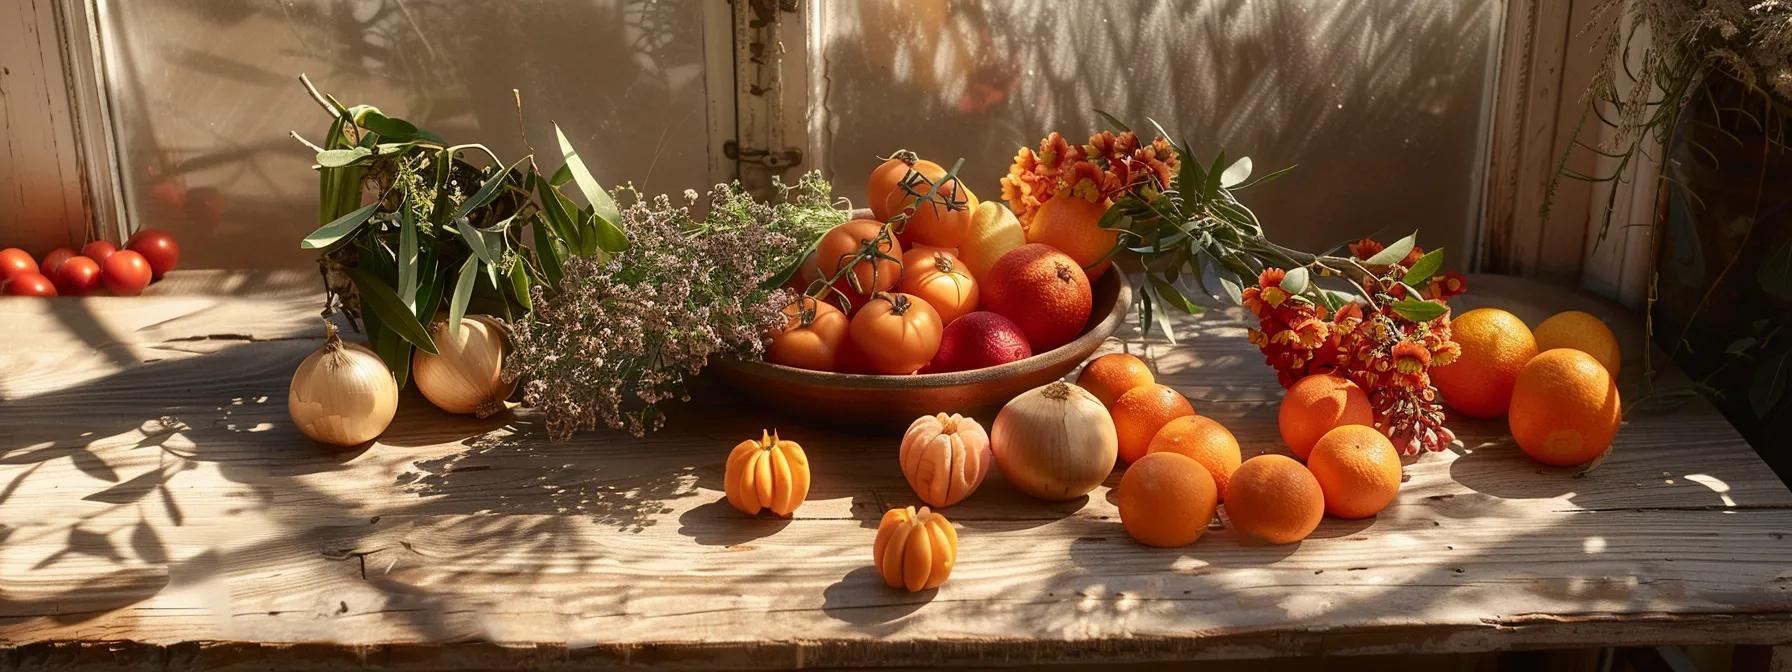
{"left": 2, "top": 271, "right": 1789, "bottom": 670}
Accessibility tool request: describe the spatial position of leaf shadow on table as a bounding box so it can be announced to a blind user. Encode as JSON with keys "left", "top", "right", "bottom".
{"left": 821, "top": 566, "right": 935, "bottom": 628}
{"left": 392, "top": 419, "right": 696, "bottom": 533}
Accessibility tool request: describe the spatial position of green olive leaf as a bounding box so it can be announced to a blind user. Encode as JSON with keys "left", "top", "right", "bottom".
{"left": 448, "top": 255, "right": 478, "bottom": 339}
{"left": 1279, "top": 266, "right": 1310, "bottom": 295}
{"left": 300, "top": 202, "right": 379, "bottom": 250}
{"left": 1404, "top": 247, "right": 1445, "bottom": 285}
{"left": 1366, "top": 232, "right": 1418, "bottom": 265}
{"left": 344, "top": 265, "right": 438, "bottom": 355}
{"left": 1391, "top": 298, "right": 1448, "bottom": 323}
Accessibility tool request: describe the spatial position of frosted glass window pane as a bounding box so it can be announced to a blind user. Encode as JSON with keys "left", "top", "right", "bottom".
{"left": 99, "top": 0, "right": 714, "bottom": 269}
{"left": 815, "top": 0, "right": 1502, "bottom": 263}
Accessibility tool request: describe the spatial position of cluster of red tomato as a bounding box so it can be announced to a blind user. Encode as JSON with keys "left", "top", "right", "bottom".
{"left": 767, "top": 154, "right": 1096, "bottom": 376}
{"left": 0, "top": 229, "right": 180, "bottom": 297}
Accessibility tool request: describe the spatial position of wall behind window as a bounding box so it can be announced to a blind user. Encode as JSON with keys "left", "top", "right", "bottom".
{"left": 813, "top": 0, "right": 1502, "bottom": 266}
{"left": 100, "top": 0, "right": 714, "bottom": 270}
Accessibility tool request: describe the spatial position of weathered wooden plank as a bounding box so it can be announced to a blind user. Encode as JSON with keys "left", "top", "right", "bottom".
{"left": 0, "top": 271, "right": 1789, "bottom": 669}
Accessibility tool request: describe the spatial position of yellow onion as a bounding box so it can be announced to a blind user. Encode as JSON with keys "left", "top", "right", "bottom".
{"left": 990, "top": 381, "right": 1118, "bottom": 501}
{"left": 899, "top": 413, "right": 991, "bottom": 508}
{"left": 414, "top": 315, "right": 514, "bottom": 417}
{"left": 288, "top": 321, "right": 398, "bottom": 446}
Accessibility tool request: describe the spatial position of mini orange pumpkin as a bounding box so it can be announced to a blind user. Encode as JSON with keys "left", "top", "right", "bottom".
{"left": 724, "top": 430, "right": 811, "bottom": 517}
{"left": 873, "top": 506, "right": 958, "bottom": 592}
{"left": 899, "top": 413, "right": 991, "bottom": 508}
{"left": 897, "top": 249, "right": 978, "bottom": 326}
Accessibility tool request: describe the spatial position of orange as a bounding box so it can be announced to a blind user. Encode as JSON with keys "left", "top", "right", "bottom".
{"left": 1224, "top": 455, "right": 1324, "bottom": 544}
{"left": 1533, "top": 310, "right": 1621, "bottom": 376}
{"left": 1146, "top": 415, "right": 1242, "bottom": 501}
{"left": 1509, "top": 348, "right": 1622, "bottom": 466}
{"left": 1306, "top": 425, "right": 1402, "bottom": 519}
{"left": 1025, "top": 195, "right": 1119, "bottom": 279}
{"left": 1116, "top": 452, "right": 1219, "bottom": 547}
{"left": 1278, "top": 373, "right": 1374, "bottom": 460}
{"left": 980, "top": 244, "right": 1093, "bottom": 351}
{"left": 1109, "top": 383, "right": 1196, "bottom": 464}
{"left": 1076, "top": 352, "right": 1155, "bottom": 408}
{"left": 1432, "top": 308, "right": 1537, "bottom": 419}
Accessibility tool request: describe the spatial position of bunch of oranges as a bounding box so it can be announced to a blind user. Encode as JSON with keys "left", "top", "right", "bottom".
{"left": 1075, "top": 353, "right": 1403, "bottom": 548}
{"left": 767, "top": 152, "right": 1121, "bottom": 377}
{"left": 1086, "top": 303, "right": 1626, "bottom": 551}
{"left": 1433, "top": 307, "right": 1624, "bottom": 466}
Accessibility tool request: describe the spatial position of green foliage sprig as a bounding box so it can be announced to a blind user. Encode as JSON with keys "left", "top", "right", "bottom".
{"left": 1092, "top": 114, "right": 1448, "bottom": 340}
{"left": 290, "top": 75, "right": 628, "bottom": 386}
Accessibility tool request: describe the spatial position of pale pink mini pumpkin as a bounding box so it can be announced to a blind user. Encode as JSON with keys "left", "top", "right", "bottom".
{"left": 899, "top": 413, "right": 992, "bottom": 508}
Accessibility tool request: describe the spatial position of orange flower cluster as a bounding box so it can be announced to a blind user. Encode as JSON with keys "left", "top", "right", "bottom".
{"left": 1001, "top": 130, "right": 1179, "bottom": 226}
{"left": 1347, "top": 239, "right": 1467, "bottom": 302}
{"left": 1242, "top": 247, "right": 1467, "bottom": 454}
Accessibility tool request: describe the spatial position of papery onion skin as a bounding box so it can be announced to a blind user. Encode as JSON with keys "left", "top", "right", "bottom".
{"left": 414, "top": 316, "right": 515, "bottom": 417}
{"left": 899, "top": 413, "right": 991, "bottom": 508}
{"left": 288, "top": 322, "right": 398, "bottom": 446}
{"left": 991, "top": 381, "right": 1118, "bottom": 501}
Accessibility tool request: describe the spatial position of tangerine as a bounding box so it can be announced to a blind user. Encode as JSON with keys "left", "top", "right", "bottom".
{"left": 1110, "top": 383, "right": 1196, "bottom": 464}
{"left": 1509, "top": 348, "right": 1622, "bottom": 466}
{"left": 1076, "top": 352, "right": 1155, "bottom": 408}
{"left": 1025, "top": 195, "right": 1119, "bottom": 278}
{"left": 1306, "top": 425, "right": 1402, "bottom": 519}
{"left": 1116, "top": 452, "right": 1219, "bottom": 547}
{"left": 1533, "top": 310, "right": 1621, "bottom": 376}
{"left": 1146, "top": 415, "right": 1242, "bottom": 501}
{"left": 980, "top": 244, "right": 1093, "bottom": 351}
{"left": 1224, "top": 455, "right": 1324, "bottom": 544}
{"left": 1432, "top": 308, "right": 1537, "bottom": 419}
{"left": 1278, "top": 373, "right": 1375, "bottom": 460}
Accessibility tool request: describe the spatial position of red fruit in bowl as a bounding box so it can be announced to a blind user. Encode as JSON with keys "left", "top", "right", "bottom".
{"left": 126, "top": 228, "right": 180, "bottom": 279}
{"left": 923, "top": 311, "right": 1034, "bottom": 373}
{"left": 980, "top": 244, "right": 1093, "bottom": 351}
{"left": 102, "top": 250, "right": 152, "bottom": 296}
{"left": 81, "top": 240, "right": 118, "bottom": 265}
{"left": 53, "top": 256, "right": 103, "bottom": 296}
{"left": 41, "top": 247, "right": 76, "bottom": 274}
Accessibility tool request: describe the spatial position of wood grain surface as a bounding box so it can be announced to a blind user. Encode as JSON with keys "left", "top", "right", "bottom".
{"left": 1, "top": 271, "right": 1789, "bottom": 670}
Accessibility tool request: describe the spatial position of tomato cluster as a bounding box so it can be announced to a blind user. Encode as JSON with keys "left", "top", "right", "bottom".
{"left": 768, "top": 153, "right": 1096, "bottom": 376}
{"left": 1, "top": 229, "right": 180, "bottom": 298}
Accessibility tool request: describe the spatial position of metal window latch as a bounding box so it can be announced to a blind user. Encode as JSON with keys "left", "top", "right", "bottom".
{"left": 724, "top": 141, "right": 803, "bottom": 169}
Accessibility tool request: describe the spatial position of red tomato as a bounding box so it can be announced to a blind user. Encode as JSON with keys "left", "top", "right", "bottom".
{"left": 101, "top": 250, "right": 152, "bottom": 296}
{"left": 53, "top": 256, "right": 103, "bottom": 296}
{"left": 4, "top": 271, "right": 57, "bottom": 297}
{"left": 0, "top": 248, "right": 38, "bottom": 283}
{"left": 40, "top": 247, "right": 76, "bottom": 274}
{"left": 81, "top": 240, "right": 118, "bottom": 265}
{"left": 126, "top": 229, "right": 180, "bottom": 279}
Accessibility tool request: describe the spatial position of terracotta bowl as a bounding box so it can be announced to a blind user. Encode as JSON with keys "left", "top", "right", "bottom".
{"left": 712, "top": 272, "right": 1132, "bottom": 431}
